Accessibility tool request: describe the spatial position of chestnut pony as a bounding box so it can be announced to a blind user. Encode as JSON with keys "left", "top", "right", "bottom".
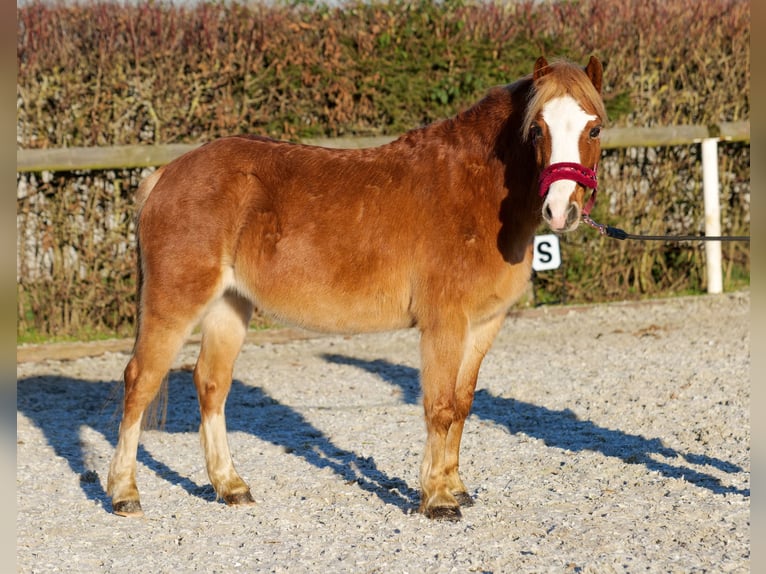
{"left": 108, "top": 56, "right": 606, "bottom": 520}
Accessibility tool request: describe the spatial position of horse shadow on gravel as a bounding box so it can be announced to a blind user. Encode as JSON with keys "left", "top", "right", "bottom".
{"left": 17, "top": 351, "right": 748, "bottom": 516}
{"left": 16, "top": 371, "right": 420, "bottom": 516}
{"left": 321, "top": 354, "right": 749, "bottom": 498}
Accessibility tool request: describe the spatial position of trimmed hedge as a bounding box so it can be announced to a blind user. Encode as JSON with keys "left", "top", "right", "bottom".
{"left": 16, "top": 0, "right": 750, "bottom": 341}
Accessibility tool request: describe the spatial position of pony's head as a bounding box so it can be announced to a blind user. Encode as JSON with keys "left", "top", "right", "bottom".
{"left": 523, "top": 56, "right": 607, "bottom": 232}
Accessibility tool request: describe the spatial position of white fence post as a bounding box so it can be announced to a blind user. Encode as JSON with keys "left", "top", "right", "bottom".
{"left": 701, "top": 137, "right": 722, "bottom": 294}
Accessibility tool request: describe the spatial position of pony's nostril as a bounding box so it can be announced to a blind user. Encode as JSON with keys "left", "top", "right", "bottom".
{"left": 543, "top": 204, "right": 553, "bottom": 221}
{"left": 566, "top": 203, "right": 579, "bottom": 227}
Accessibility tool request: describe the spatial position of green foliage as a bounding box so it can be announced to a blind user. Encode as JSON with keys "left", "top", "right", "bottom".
{"left": 16, "top": 0, "right": 750, "bottom": 341}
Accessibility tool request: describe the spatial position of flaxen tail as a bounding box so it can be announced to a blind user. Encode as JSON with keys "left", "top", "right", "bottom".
{"left": 135, "top": 166, "right": 164, "bottom": 212}
{"left": 133, "top": 167, "right": 170, "bottom": 430}
{"left": 132, "top": 167, "right": 165, "bottom": 349}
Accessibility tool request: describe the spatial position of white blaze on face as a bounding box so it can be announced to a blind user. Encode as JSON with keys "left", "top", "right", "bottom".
{"left": 541, "top": 95, "right": 597, "bottom": 229}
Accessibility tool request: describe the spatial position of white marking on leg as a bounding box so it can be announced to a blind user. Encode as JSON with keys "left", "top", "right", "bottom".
{"left": 107, "top": 417, "right": 143, "bottom": 498}
{"left": 200, "top": 412, "right": 245, "bottom": 497}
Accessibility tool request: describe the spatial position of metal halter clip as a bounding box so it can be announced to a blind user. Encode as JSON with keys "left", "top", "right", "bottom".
{"left": 582, "top": 214, "right": 607, "bottom": 236}
{"left": 582, "top": 214, "right": 628, "bottom": 240}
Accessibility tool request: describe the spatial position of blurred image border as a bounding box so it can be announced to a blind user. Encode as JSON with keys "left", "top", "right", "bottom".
{"left": 5, "top": 0, "right": 18, "bottom": 560}
{"left": 750, "top": 0, "right": 762, "bottom": 565}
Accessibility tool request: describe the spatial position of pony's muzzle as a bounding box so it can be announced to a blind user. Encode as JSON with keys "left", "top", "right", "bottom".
{"left": 543, "top": 198, "right": 580, "bottom": 232}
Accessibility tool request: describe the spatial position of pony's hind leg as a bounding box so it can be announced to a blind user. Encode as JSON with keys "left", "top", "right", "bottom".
{"left": 107, "top": 313, "right": 195, "bottom": 517}
{"left": 193, "top": 291, "right": 255, "bottom": 506}
{"left": 444, "top": 313, "right": 506, "bottom": 507}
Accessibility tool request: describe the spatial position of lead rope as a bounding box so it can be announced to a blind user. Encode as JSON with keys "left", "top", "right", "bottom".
{"left": 581, "top": 214, "right": 750, "bottom": 243}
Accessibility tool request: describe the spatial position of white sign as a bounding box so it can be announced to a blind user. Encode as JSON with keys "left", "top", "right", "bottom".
{"left": 533, "top": 234, "right": 561, "bottom": 271}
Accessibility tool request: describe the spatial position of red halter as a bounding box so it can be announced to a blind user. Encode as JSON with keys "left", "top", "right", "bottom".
{"left": 538, "top": 162, "right": 599, "bottom": 216}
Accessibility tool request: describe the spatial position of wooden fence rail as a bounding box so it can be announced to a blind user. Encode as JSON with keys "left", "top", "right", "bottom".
{"left": 16, "top": 121, "right": 750, "bottom": 295}
{"left": 15, "top": 122, "right": 750, "bottom": 173}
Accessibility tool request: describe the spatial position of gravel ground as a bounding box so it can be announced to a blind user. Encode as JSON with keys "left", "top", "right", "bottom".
{"left": 17, "top": 292, "right": 750, "bottom": 573}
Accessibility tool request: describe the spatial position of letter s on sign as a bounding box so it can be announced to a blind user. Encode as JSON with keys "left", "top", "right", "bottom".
{"left": 532, "top": 234, "right": 561, "bottom": 272}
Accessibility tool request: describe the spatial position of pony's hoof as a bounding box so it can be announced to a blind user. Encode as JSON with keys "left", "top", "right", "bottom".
{"left": 453, "top": 492, "right": 474, "bottom": 507}
{"left": 223, "top": 490, "right": 255, "bottom": 506}
{"left": 112, "top": 499, "right": 144, "bottom": 517}
{"left": 424, "top": 505, "right": 462, "bottom": 521}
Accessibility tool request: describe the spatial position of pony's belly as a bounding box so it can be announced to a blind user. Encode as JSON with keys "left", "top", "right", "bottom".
{"left": 262, "top": 294, "right": 415, "bottom": 334}
{"left": 234, "top": 228, "right": 417, "bottom": 333}
{"left": 240, "top": 273, "right": 415, "bottom": 334}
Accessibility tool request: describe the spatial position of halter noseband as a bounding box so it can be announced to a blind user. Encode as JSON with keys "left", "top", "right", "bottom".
{"left": 538, "top": 162, "right": 599, "bottom": 216}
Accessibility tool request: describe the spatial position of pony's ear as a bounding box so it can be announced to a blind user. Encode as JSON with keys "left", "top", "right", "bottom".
{"left": 585, "top": 56, "right": 603, "bottom": 93}
{"left": 533, "top": 57, "right": 550, "bottom": 81}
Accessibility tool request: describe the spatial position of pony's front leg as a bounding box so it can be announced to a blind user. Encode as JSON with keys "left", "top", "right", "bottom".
{"left": 444, "top": 313, "right": 506, "bottom": 507}
{"left": 194, "top": 293, "right": 255, "bottom": 506}
{"left": 418, "top": 319, "right": 468, "bottom": 520}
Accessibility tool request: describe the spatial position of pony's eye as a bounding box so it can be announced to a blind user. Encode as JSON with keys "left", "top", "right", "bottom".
{"left": 530, "top": 124, "right": 543, "bottom": 141}
{"left": 589, "top": 126, "right": 602, "bottom": 139}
